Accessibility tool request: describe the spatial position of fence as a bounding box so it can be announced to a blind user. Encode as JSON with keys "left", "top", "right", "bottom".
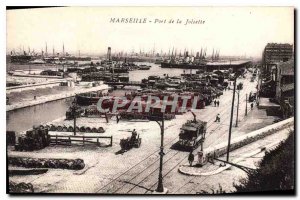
{"left": 50, "top": 135, "right": 113, "bottom": 147}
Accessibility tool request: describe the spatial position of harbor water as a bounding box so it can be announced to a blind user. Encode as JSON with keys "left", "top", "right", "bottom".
{"left": 7, "top": 98, "right": 73, "bottom": 132}
{"left": 6, "top": 62, "right": 198, "bottom": 132}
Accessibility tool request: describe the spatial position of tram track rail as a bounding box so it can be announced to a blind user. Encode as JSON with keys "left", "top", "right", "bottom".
{"left": 96, "top": 79, "right": 255, "bottom": 194}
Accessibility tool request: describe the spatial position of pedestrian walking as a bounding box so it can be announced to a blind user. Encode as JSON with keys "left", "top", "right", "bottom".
{"left": 214, "top": 100, "right": 217, "bottom": 107}
{"left": 251, "top": 103, "right": 254, "bottom": 110}
{"left": 217, "top": 100, "right": 220, "bottom": 107}
{"left": 215, "top": 113, "right": 220, "bottom": 122}
{"left": 188, "top": 151, "right": 194, "bottom": 167}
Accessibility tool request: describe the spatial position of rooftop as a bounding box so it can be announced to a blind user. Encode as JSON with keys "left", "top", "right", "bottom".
{"left": 265, "top": 43, "right": 293, "bottom": 48}
{"left": 207, "top": 60, "right": 251, "bottom": 66}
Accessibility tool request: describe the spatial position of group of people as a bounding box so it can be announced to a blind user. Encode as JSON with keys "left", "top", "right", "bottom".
{"left": 214, "top": 99, "right": 220, "bottom": 107}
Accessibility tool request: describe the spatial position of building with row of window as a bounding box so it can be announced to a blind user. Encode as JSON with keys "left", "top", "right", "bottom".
{"left": 261, "top": 43, "right": 294, "bottom": 118}
{"left": 275, "top": 59, "right": 294, "bottom": 118}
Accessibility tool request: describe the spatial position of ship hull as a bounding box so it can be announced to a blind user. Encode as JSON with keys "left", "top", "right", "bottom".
{"left": 160, "top": 62, "right": 207, "bottom": 69}
{"left": 76, "top": 95, "right": 101, "bottom": 106}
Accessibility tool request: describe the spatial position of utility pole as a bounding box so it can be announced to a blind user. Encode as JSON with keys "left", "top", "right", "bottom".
{"left": 226, "top": 75, "right": 237, "bottom": 162}
{"left": 235, "top": 90, "right": 240, "bottom": 127}
{"left": 155, "top": 113, "right": 165, "bottom": 193}
{"left": 245, "top": 93, "right": 248, "bottom": 116}
{"left": 72, "top": 98, "right": 77, "bottom": 136}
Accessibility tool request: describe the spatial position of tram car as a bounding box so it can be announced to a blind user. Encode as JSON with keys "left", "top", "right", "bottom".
{"left": 174, "top": 119, "right": 207, "bottom": 151}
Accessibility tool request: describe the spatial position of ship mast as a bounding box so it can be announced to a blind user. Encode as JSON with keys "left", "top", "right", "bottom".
{"left": 199, "top": 48, "right": 203, "bottom": 61}
{"left": 45, "top": 42, "right": 48, "bottom": 57}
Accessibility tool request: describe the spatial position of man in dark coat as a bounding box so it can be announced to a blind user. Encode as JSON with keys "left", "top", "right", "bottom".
{"left": 188, "top": 151, "right": 195, "bottom": 167}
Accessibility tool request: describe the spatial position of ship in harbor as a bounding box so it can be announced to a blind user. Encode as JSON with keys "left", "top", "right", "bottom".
{"left": 160, "top": 48, "right": 220, "bottom": 70}
{"left": 161, "top": 60, "right": 207, "bottom": 69}
{"left": 8, "top": 43, "right": 92, "bottom": 64}
{"left": 9, "top": 54, "right": 33, "bottom": 63}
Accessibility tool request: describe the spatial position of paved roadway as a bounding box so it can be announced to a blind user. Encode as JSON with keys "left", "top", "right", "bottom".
{"left": 96, "top": 74, "right": 258, "bottom": 194}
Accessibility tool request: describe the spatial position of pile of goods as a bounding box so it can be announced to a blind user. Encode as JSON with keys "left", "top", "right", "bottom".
{"left": 8, "top": 157, "right": 85, "bottom": 170}
{"left": 7, "top": 131, "right": 16, "bottom": 146}
{"left": 119, "top": 112, "right": 149, "bottom": 120}
{"left": 65, "top": 107, "right": 84, "bottom": 120}
{"left": 15, "top": 127, "right": 51, "bottom": 151}
{"left": 119, "top": 111, "right": 175, "bottom": 121}
{"left": 84, "top": 106, "right": 106, "bottom": 117}
{"left": 147, "top": 113, "right": 176, "bottom": 120}
{"left": 9, "top": 181, "right": 34, "bottom": 193}
{"left": 42, "top": 124, "right": 105, "bottom": 133}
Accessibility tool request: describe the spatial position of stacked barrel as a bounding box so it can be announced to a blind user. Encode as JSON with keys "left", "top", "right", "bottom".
{"left": 15, "top": 127, "right": 50, "bottom": 151}
{"left": 9, "top": 181, "right": 34, "bottom": 193}
{"left": 8, "top": 157, "right": 85, "bottom": 170}
{"left": 43, "top": 124, "right": 105, "bottom": 133}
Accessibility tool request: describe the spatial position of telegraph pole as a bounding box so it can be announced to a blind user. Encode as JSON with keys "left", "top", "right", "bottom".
{"left": 245, "top": 93, "right": 248, "bottom": 116}
{"left": 235, "top": 90, "right": 240, "bottom": 127}
{"left": 226, "top": 75, "right": 237, "bottom": 162}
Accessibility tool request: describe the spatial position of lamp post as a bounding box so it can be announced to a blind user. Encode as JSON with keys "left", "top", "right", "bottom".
{"left": 154, "top": 113, "right": 166, "bottom": 193}
{"left": 72, "top": 97, "right": 78, "bottom": 136}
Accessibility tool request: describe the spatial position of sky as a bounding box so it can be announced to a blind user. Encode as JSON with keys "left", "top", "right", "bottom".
{"left": 6, "top": 7, "right": 294, "bottom": 58}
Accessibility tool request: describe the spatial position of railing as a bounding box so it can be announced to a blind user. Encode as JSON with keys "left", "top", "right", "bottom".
{"left": 50, "top": 135, "right": 113, "bottom": 147}
{"left": 104, "top": 81, "right": 145, "bottom": 86}
{"left": 6, "top": 80, "right": 66, "bottom": 91}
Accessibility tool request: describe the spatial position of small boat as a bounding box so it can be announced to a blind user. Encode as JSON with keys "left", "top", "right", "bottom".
{"left": 138, "top": 65, "right": 151, "bottom": 70}
{"left": 29, "top": 59, "right": 46, "bottom": 64}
